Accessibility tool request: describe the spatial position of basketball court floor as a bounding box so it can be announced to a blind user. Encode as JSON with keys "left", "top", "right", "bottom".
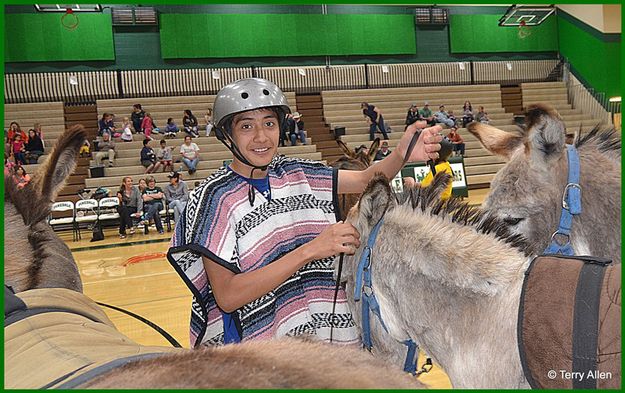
{"left": 59, "top": 188, "right": 490, "bottom": 388}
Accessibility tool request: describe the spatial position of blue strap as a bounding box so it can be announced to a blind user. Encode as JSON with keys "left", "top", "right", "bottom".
{"left": 354, "top": 219, "right": 384, "bottom": 301}
{"left": 402, "top": 339, "right": 419, "bottom": 375}
{"left": 544, "top": 145, "right": 582, "bottom": 256}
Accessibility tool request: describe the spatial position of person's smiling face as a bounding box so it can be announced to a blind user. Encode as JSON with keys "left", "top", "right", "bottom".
{"left": 229, "top": 108, "right": 280, "bottom": 178}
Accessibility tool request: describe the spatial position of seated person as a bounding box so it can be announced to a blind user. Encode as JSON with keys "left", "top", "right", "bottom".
{"left": 418, "top": 102, "right": 436, "bottom": 126}
{"left": 141, "top": 138, "right": 161, "bottom": 174}
{"left": 94, "top": 132, "right": 116, "bottom": 167}
{"left": 165, "top": 118, "right": 180, "bottom": 137}
{"left": 434, "top": 105, "right": 456, "bottom": 128}
{"left": 476, "top": 106, "right": 490, "bottom": 124}
{"left": 286, "top": 112, "right": 307, "bottom": 146}
{"left": 98, "top": 113, "right": 116, "bottom": 137}
{"left": 183, "top": 110, "right": 199, "bottom": 138}
{"left": 180, "top": 135, "right": 200, "bottom": 175}
{"left": 447, "top": 127, "right": 465, "bottom": 156}
{"left": 405, "top": 104, "right": 422, "bottom": 128}
{"left": 141, "top": 176, "right": 165, "bottom": 235}
{"left": 420, "top": 138, "right": 454, "bottom": 201}
{"left": 374, "top": 140, "right": 392, "bottom": 161}
{"left": 164, "top": 171, "right": 189, "bottom": 225}
{"left": 24, "top": 129, "right": 44, "bottom": 164}
{"left": 157, "top": 139, "right": 174, "bottom": 173}
{"left": 462, "top": 101, "right": 474, "bottom": 127}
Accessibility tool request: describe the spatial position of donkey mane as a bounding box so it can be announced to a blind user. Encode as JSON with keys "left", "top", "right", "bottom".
{"left": 393, "top": 174, "right": 530, "bottom": 256}
{"left": 574, "top": 126, "right": 621, "bottom": 155}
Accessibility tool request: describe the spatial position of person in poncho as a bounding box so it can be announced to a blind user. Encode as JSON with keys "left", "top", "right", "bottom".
{"left": 167, "top": 78, "right": 442, "bottom": 348}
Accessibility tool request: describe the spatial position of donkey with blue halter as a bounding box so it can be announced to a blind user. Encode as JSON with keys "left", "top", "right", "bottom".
{"left": 341, "top": 172, "right": 619, "bottom": 388}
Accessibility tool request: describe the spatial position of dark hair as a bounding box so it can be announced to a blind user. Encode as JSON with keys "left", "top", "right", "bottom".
{"left": 184, "top": 109, "right": 193, "bottom": 117}
{"left": 221, "top": 107, "right": 285, "bottom": 138}
{"left": 143, "top": 139, "right": 150, "bottom": 146}
{"left": 15, "top": 165, "right": 26, "bottom": 175}
{"left": 160, "top": 139, "right": 166, "bottom": 145}
{"left": 133, "top": 104, "right": 142, "bottom": 110}
{"left": 184, "top": 135, "right": 192, "bottom": 141}
{"left": 167, "top": 117, "right": 173, "bottom": 124}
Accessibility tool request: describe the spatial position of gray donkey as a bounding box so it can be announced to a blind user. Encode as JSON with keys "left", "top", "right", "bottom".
{"left": 341, "top": 174, "right": 620, "bottom": 388}
{"left": 4, "top": 125, "right": 421, "bottom": 389}
{"left": 468, "top": 104, "right": 621, "bottom": 263}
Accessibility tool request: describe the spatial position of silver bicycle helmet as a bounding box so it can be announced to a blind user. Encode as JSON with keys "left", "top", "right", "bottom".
{"left": 213, "top": 78, "right": 291, "bottom": 132}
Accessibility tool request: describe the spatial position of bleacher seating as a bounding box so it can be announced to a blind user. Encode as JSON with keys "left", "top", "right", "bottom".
{"left": 4, "top": 101, "right": 66, "bottom": 148}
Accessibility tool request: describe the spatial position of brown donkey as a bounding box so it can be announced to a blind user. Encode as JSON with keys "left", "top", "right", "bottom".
{"left": 330, "top": 138, "right": 380, "bottom": 220}
{"left": 4, "top": 125, "right": 421, "bottom": 389}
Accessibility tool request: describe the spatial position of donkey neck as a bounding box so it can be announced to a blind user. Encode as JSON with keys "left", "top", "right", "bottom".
{"left": 363, "top": 211, "right": 530, "bottom": 388}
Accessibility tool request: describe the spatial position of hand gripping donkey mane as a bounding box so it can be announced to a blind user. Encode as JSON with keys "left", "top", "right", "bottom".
{"left": 468, "top": 103, "right": 621, "bottom": 263}
{"left": 343, "top": 173, "right": 620, "bottom": 389}
{"left": 3, "top": 125, "right": 421, "bottom": 389}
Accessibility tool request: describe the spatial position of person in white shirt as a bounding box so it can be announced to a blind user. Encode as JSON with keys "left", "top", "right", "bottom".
{"left": 180, "top": 135, "right": 200, "bottom": 174}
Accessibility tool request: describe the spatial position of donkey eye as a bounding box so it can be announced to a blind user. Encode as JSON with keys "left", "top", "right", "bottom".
{"left": 503, "top": 217, "right": 524, "bottom": 226}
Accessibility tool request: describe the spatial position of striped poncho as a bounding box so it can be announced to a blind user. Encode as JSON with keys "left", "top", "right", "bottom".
{"left": 167, "top": 155, "right": 359, "bottom": 348}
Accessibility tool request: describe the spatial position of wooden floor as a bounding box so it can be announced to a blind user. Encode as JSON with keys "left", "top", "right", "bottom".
{"left": 62, "top": 188, "right": 490, "bottom": 389}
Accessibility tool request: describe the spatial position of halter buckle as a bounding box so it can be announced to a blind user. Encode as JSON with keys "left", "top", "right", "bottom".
{"left": 362, "top": 285, "right": 373, "bottom": 297}
{"left": 550, "top": 231, "right": 570, "bottom": 247}
{"left": 562, "top": 183, "right": 581, "bottom": 210}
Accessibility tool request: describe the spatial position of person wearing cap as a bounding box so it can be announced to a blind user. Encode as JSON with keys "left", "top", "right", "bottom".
{"left": 361, "top": 102, "right": 389, "bottom": 141}
{"left": 447, "top": 126, "right": 465, "bottom": 156}
{"left": 419, "top": 137, "right": 455, "bottom": 201}
{"left": 434, "top": 105, "right": 456, "bottom": 128}
{"left": 286, "top": 112, "right": 307, "bottom": 146}
{"left": 374, "top": 140, "right": 392, "bottom": 161}
{"left": 167, "top": 78, "right": 442, "bottom": 348}
{"left": 419, "top": 102, "right": 436, "bottom": 126}
{"left": 164, "top": 171, "right": 189, "bottom": 226}
{"left": 405, "top": 103, "right": 422, "bottom": 128}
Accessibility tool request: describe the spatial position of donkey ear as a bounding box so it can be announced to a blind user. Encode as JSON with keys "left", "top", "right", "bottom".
{"left": 31, "top": 124, "right": 87, "bottom": 203}
{"left": 336, "top": 139, "right": 354, "bottom": 157}
{"left": 524, "top": 104, "right": 567, "bottom": 167}
{"left": 467, "top": 122, "right": 525, "bottom": 161}
{"left": 367, "top": 138, "right": 380, "bottom": 162}
{"left": 357, "top": 173, "right": 394, "bottom": 228}
{"left": 422, "top": 173, "right": 453, "bottom": 205}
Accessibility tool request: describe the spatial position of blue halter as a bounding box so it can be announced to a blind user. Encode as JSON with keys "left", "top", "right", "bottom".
{"left": 544, "top": 144, "right": 582, "bottom": 255}
{"left": 354, "top": 218, "right": 420, "bottom": 375}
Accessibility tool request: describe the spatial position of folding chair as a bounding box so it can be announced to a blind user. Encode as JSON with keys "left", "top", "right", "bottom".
{"left": 159, "top": 200, "right": 175, "bottom": 232}
{"left": 48, "top": 201, "right": 77, "bottom": 240}
{"left": 74, "top": 199, "right": 99, "bottom": 240}
{"left": 98, "top": 197, "right": 120, "bottom": 236}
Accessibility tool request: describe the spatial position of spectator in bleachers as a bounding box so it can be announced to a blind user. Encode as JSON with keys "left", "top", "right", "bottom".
{"left": 138, "top": 178, "right": 147, "bottom": 194}
{"left": 434, "top": 105, "right": 456, "bottom": 128}
{"left": 419, "top": 102, "right": 436, "bottom": 126}
{"left": 447, "top": 110, "right": 458, "bottom": 127}
{"left": 165, "top": 118, "right": 179, "bottom": 138}
{"left": 24, "top": 129, "right": 44, "bottom": 164}
{"left": 194, "top": 181, "right": 201, "bottom": 188}
{"left": 12, "top": 134, "right": 27, "bottom": 165}
{"left": 131, "top": 104, "right": 145, "bottom": 133}
{"left": 279, "top": 112, "right": 289, "bottom": 147}
{"left": 476, "top": 106, "right": 490, "bottom": 124}
{"left": 116, "top": 176, "right": 143, "bottom": 239}
{"left": 183, "top": 109, "right": 199, "bottom": 138}
{"left": 447, "top": 126, "right": 465, "bottom": 157}
{"left": 8, "top": 122, "right": 27, "bottom": 143}
{"left": 141, "top": 112, "right": 156, "bottom": 140}
{"left": 33, "top": 123, "right": 45, "bottom": 149}
{"left": 12, "top": 165, "right": 31, "bottom": 189}
{"left": 157, "top": 139, "right": 174, "bottom": 173}
{"left": 180, "top": 135, "right": 200, "bottom": 175}
{"left": 94, "top": 131, "right": 116, "bottom": 167}
{"left": 355, "top": 144, "right": 369, "bottom": 155}
{"left": 374, "top": 140, "right": 392, "bottom": 161}
{"left": 287, "top": 112, "right": 307, "bottom": 146}
{"left": 361, "top": 102, "right": 389, "bottom": 141}
{"left": 205, "top": 108, "right": 214, "bottom": 137}
{"left": 164, "top": 171, "right": 189, "bottom": 225}
{"left": 121, "top": 117, "right": 133, "bottom": 142}
{"left": 405, "top": 103, "right": 422, "bottom": 129}
{"left": 79, "top": 139, "right": 91, "bottom": 158}
{"left": 141, "top": 176, "right": 165, "bottom": 235}
{"left": 462, "top": 101, "right": 474, "bottom": 127}
{"left": 141, "top": 138, "right": 161, "bottom": 174}
{"left": 98, "top": 113, "right": 116, "bottom": 137}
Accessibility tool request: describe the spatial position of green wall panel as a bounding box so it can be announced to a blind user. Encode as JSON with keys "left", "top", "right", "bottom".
{"left": 449, "top": 14, "right": 558, "bottom": 53}
{"left": 159, "top": 14, "right": 416, "bottom": 58}
{"left": 4, "top": 13, "right": 115, "bottom": 62}
{"left": 557, "top": 15, "right": 621, "bottom": 98}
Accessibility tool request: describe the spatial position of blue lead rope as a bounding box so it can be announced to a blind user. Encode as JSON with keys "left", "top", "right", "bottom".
{"left": 354, "top": 218, "right": 420, "bottom": 375}
{"left": 544, "top": 144, "right": 582, "bottom": 256}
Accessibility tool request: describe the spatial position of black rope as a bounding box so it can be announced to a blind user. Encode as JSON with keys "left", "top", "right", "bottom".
{"left": 329, "top": 253, "right": 345, "bottom": 343}
{"left": 96, "top": 302, "right": 182, "bottom": 348}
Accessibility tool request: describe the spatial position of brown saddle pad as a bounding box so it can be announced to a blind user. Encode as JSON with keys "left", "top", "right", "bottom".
{"left": 518, "top": 255, "right": 621, "bottom": 389}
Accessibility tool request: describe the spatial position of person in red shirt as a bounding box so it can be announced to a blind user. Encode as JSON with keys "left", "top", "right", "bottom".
{"left": 7, "top": 122, "right": 28, "bottom": 143}
{"left": 447, "top": 126, "right": 465, "bottom": 156}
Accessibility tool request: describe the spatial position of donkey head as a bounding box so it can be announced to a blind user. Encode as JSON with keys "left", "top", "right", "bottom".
{"left": 4, "top": 125, "right": 86, "bottom": 293}
{"left": 333, "top": 138, "right": 380, "bottom": 171}
{"left": 468, "top": 104, "right": 620, "bottom": 259}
